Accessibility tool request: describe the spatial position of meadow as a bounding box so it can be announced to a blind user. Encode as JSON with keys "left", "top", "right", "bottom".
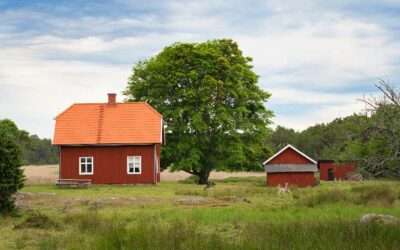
{"left": 1, "top": 176, "right": 400, "bottom": 249}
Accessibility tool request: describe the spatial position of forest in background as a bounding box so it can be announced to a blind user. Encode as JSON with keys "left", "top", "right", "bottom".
{"left": 267, "top": 80, "right": 400, "bottom": 179}
{"left": 0, "top": 119, "right": 58, "bottom": 165}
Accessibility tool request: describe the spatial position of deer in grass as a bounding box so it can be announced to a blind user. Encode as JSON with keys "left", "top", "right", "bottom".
{"left": 277, "top": 183, "right": 291, "bottom": 195}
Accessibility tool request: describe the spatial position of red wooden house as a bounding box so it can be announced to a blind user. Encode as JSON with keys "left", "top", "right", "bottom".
{"left": 53, "top": 93, "right": 163, "bottom": 184}
{"left": 263, "top": 144, "right": 318, "bottom": 187}
{"left": 318, "top": 160, "right": 356, "bottom": 181}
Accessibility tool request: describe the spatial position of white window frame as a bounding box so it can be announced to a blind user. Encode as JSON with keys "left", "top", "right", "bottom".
{"left": 79, "top": 156, "right": 94, "bottom": 175}
{"left": 127, "top": 156, "right": 142, "bottom": 174}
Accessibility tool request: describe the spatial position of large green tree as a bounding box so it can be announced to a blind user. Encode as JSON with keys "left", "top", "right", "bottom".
{"left": 124, "top": 39, "right": 273, "bottom": 184}
{"left": 0, "top": 119, "right": 25, "bottom": 215}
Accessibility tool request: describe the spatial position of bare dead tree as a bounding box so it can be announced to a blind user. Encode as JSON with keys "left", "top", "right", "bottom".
{"left": 355, "top": 79, "right": 400, "bottom": 178}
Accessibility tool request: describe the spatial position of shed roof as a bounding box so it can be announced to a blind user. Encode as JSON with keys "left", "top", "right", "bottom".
{"left": 53, "top": 102, "right": 162, "bottom": 145}
{"left": 263, "top": 144, "right": 317, "bottom": 165}
{"left": 265, "top": 164, "right": 318, "bottom": 173}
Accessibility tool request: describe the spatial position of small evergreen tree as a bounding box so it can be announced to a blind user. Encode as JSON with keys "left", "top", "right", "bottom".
{"left": 0, "top": 119, "right": 25, "bottom": 215}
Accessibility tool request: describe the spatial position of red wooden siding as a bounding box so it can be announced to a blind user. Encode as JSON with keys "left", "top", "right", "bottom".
{"left": 333, "top": 163, "right": 355, "bottom": 179}
{"left": 60, "top": 145, "right": 160, "bottom": 184}
{"left": 319, "top": 161, "right": 356, "bottom": 181}
{"left": 267, "top": 172, "right": 315, "bottom": 187}
{"left": 268, "top": 148, "right": 313, "bottom": 164}
{"left": 319, "top": 161, "right": 334, "bottom": 181}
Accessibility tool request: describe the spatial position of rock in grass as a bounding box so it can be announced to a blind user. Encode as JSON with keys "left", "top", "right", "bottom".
{"left": 360, "top": 214, "right": 399, "bottom": 224}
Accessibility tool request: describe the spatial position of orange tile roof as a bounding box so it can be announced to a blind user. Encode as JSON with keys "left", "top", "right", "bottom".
{"left": 53, "top": 102, "right": 162, "bottom": 145}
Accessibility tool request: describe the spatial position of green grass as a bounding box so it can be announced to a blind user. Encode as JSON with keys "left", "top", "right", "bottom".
{"left": 1, "top": 178, "right": 400, "bottom": 249}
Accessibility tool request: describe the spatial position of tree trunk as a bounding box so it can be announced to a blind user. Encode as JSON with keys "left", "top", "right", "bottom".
{"left": 197, "top": 170, "right": 211, "bottom": 184}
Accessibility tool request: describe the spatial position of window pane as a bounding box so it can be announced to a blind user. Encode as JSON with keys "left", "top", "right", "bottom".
{"left": 134, "top": 167, "right": 140, "bottom": 173}
{"left": 134, "top": 163, "right": 140, "bottom": 167}
{"left": 80, "top": 158, "right": 85, "bottom": 163}
{"left": 81, "top": 165, "right": 85, "bottom": 173}
{"left": 87, "top": 158, "right": 92, "bottom": 163}
{"left": 135, "top": 156, "right": 140, "bottom": 162}
{"left": 129, "top": 167, "right": 134, "bottom": 173}
{"left": 129, "top": 163, "right": 134, "bottom": 168}
{"left": 87, "top": 164, "right": 92, "bottom": 173}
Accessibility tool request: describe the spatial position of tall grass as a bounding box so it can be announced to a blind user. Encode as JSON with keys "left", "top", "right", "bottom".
{"left": 36, "top": 213, "right": 400, "bottom": 250}
{"left": 295, "top": 184, "right": 398, "bottom": 208}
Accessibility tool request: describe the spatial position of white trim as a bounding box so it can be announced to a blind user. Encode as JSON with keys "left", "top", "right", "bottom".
{"left": 127, "top": 156, "right": 142, "bottom": 175}
{"left": 263, "top": 144, "right": 317, "bottom": 165}
{"left": 79, "top": 156, "right": 94, "bottom": 175}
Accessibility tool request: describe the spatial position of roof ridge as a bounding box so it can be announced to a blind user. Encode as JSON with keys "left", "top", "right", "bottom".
{"left": 96, "top": 105, "right": 105, "bottom": 144}
{"left": 263, "top": 144, "right": 317, "bottom": 165}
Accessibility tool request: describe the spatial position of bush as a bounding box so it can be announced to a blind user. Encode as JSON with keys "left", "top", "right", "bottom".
{"left": 178, "top": 175, "right": 200, "bottom": 184}
{"left": 351, "top": 185, "right": 397, "bottom": 207}
{"left": 15, "top": 210, "right": 58, "bottom": 229}
{"left": 0, "top": 119, "right": 25, "bottom": 215}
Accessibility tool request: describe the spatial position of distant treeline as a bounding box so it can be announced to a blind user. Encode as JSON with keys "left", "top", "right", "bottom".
{"left": 267, "top": 80, "right": 400, "bottom": 179}
{"left": 0, "top": 119, "right": 58, "bottom": 165}
{"left": 267, "top": 114, "right": 366, "bottom": 161}
{"left": 23, "top": 135, "right": 58, "bottom": 165}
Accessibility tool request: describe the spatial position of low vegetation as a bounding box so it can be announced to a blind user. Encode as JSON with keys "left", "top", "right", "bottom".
{"left": 1, "top": 178, "right": 399, "bottom": 249}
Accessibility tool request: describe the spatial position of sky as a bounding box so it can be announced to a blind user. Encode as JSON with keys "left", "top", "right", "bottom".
{"left": 0, "top": 0, "right": 400, "bottom": 139}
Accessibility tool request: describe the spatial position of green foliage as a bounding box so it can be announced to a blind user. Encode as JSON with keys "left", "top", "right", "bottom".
{"left": 0, "top": 119, "right": 25, "bottom": 215}
{"left": 124, "top": 39, "right": 273, "bottom": 184}
{"left": 23, "top": 135, "right": 58, "bottom": 165}
{"left": 15, "top": 210, "right": 58, "bottom": 229}
{"left": 0, "top": 118, "right": 58, "bottom": 166}
{"left": 178, "top": 175, "right": 200, "bottom": 184}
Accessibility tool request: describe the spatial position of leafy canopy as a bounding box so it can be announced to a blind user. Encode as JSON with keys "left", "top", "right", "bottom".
{"left": 124, "top": 39, "right": 273, "bottom": 183}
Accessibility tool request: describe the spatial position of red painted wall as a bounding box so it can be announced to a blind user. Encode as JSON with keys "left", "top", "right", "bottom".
{"left": 334, "top": 164, "right": 355, "bottom": 179}
{"left": 319, "top": 161, "right": 355, "bottom": 181}
{"left": 268, "top": 148, "right": 313, "bottom": 164}
{"left": 267, "top": 172, "right": 315, "bottom": 187}
{"left": 60, "top": 145, "right": 160, "bottom": 184}
{"left": 319, "top": 161, "right": 334, "bottom": 181}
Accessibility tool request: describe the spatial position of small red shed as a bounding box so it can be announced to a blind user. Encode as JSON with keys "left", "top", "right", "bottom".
{"left": 318, "top": 160, "right": 356, "bottom": 181}
{"left": 53, "top": 93, "right": 163, "bottom": 184}
{"left": 263, "top": 144, "right": 318, "bottom": 187}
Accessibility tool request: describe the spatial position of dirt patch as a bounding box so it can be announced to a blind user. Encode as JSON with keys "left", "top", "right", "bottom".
{"left": 22, "top": 165, "right": 265, "bottom": 184}
{"left": 14, "top": 192, "right": 160, "bottom": 211}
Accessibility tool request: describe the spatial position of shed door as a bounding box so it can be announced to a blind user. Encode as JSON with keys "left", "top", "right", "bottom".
{"left": 327, "top": 169, "right": 334, "bottom": 181}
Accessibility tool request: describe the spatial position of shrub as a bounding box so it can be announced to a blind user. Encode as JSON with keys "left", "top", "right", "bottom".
{"left": 178, "top": 175, "right": 200, "bottom": 184}
{"left": 0, "top": 119, "right": 25, "bottom": 215}
{"left": 351, "top": 185, "right": 397, "bottom": 207}
{"left": 15, "top": 210, "right": 58, "bottom": 229}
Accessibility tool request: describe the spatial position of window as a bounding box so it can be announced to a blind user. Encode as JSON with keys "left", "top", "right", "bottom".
{"left": 79, "top": 157, "right": 93, "bottom": 175}
{"left": 127, "top": 156, "right": 141, "bottom": 174}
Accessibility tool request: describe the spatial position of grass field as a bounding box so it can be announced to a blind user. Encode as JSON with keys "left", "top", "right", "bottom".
{"left": 1, "top": 175, "right": 400, "bottom": 249}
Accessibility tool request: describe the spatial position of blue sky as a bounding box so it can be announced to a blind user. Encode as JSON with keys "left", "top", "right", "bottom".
{"left": 1, "top": 0, "right": 399, "bottom": 138}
